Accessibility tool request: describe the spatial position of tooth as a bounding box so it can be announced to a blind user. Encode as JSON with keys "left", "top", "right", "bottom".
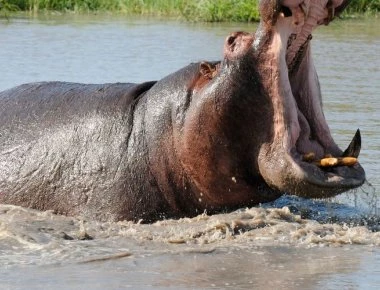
{"left": 342, "top": 129, "right": 361, "bottom": 158}
{"left": 318, "top": 157, "right": 339, "bottom": 167}
{"left": 300, "top": 0, "right": 310, "bottom": 17}
{"left": 339, "top": 157, "right": 358, "bottom": 167}
{"left": 302, "top": 152, "right": 315, "bottom": 162}
{"left": 317, "top": 156, "right": 358, "bottom": 168}
{"left": 325, "top": 0, "right": 335, "bottom": 25}
{"left": 330, "top": 6, "right": 335, "bottom": 20}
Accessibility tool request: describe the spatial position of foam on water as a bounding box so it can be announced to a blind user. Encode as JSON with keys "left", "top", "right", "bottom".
{"left": 1, "top": 197, "right": 379, "bottom": 268}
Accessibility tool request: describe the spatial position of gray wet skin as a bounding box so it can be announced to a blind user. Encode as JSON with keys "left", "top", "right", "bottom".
{"left": 0, "top": 0, "right": 364, "bottom": 222}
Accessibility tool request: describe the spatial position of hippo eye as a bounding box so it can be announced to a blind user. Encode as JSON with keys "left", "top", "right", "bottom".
{"left": 280, "top": 6, "right": 292, "bottom": 17}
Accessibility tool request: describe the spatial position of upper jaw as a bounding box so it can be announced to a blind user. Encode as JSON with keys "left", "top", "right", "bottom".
{"left": 280, "top": 0, "right": 351, "bottom": 69}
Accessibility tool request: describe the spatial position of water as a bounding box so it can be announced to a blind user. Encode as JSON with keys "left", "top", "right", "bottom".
{"left": 0, "top": 14, "right": 379, "bottom": 289}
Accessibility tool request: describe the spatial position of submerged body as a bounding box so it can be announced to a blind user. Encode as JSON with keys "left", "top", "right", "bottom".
{"left": 0, "top": 65, "right": 281, "bottom": 222}
{"left": 0, "top": 0, "right": 365, "bottom": 222}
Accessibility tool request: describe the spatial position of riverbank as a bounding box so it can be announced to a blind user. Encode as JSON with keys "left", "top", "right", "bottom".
{"left": 1, "top": 0, "right": 379, "bottom": 22}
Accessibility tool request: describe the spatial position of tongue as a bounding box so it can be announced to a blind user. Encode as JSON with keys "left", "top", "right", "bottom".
{"left": 295, "top": 108, "right": 325, "bottom": 158}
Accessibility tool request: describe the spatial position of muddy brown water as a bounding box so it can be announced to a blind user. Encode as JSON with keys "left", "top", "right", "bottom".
{"left": 0, "top": 15, "right": 379, "bottom": 289}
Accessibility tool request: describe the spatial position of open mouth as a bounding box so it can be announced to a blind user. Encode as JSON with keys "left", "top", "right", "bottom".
{"left": 257, "top": 0, "right": 365, "bottom": 198}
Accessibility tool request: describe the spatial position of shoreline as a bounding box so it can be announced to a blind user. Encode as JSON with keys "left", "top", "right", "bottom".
{"left": 1, "top": 0, "right": 379, "bottom": 22}
{"left": 1, "top": 10, "right": 379, "bottom": 23}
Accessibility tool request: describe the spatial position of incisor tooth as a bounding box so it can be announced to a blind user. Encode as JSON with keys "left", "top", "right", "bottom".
{"left": 317, "top": 157, "right": 358, "bottom": 168}
{"left": 302, "top": 152, "right": 315, "bottom": 162}
{"left": 319, "top": 157, "right": 339, "bottom": 167}
{"left": 339, "top": 157, "right": 358, "bottom": 166}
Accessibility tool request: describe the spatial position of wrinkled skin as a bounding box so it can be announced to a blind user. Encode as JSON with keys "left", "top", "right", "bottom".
{"left": 0, "top": 0, "right": 365, "bottom": 222}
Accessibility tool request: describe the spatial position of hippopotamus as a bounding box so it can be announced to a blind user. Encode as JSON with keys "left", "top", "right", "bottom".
{"left": 0, "top": 0, "right": 365, "bottom": 222}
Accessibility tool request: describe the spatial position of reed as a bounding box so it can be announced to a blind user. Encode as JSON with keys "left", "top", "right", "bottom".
{"left": 1, "top": 0, "right": 379, "bottom": 21}
{"left": 347, "top": 0, "right": 380, "bottom": 14}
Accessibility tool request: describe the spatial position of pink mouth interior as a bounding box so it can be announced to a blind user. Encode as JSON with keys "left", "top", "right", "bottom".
{"left": 256, "top": 2, "right": 365, "bottom": 197}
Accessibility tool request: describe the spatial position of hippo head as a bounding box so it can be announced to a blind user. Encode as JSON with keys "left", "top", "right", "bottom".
{"left": 178, "top": 0, "right": 364, "bottom": 208}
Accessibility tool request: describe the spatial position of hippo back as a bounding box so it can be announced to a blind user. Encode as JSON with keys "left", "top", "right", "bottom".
{"left": 0, "top": 81, "right": 163, "bottom": 221}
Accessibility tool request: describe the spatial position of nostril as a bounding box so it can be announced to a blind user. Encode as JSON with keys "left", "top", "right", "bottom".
{"left": 227, "top": 36, "right": 236, "bottom": 46}
{"left": 281, "top": 6, "right": 292, "bottom": 17}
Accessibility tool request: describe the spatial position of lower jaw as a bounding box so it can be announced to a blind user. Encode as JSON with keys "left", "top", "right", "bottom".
{"left": 294, "top": 156, "right": 365, "bottom": 198}
{"left": 259, "top": 142, "right": 365, "bottom": 199}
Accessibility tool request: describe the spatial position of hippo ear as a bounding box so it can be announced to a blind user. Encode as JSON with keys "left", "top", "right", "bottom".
{"left": 199, "top": 62, "right": 217, "bottom": 79}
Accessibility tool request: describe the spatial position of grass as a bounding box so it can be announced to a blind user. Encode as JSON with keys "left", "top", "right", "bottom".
{"left": 0, "top": 0, "right": 379, "bottom": 22}
{"left": 347, "top": 0, "right": 380, "bottom": 14}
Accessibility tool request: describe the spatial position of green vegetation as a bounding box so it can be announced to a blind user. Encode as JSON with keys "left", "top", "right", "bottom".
{"left": 180, "top": 0, "right": 260, "bottom": 22}
{"left": 0, "top": 0, "right": 379, "bottom": 21}
{"left": 0, "top": 0, "right": 261, "bottom": 21}
{"left": 346, "top": 0, "right": 380, "bottom": 14}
